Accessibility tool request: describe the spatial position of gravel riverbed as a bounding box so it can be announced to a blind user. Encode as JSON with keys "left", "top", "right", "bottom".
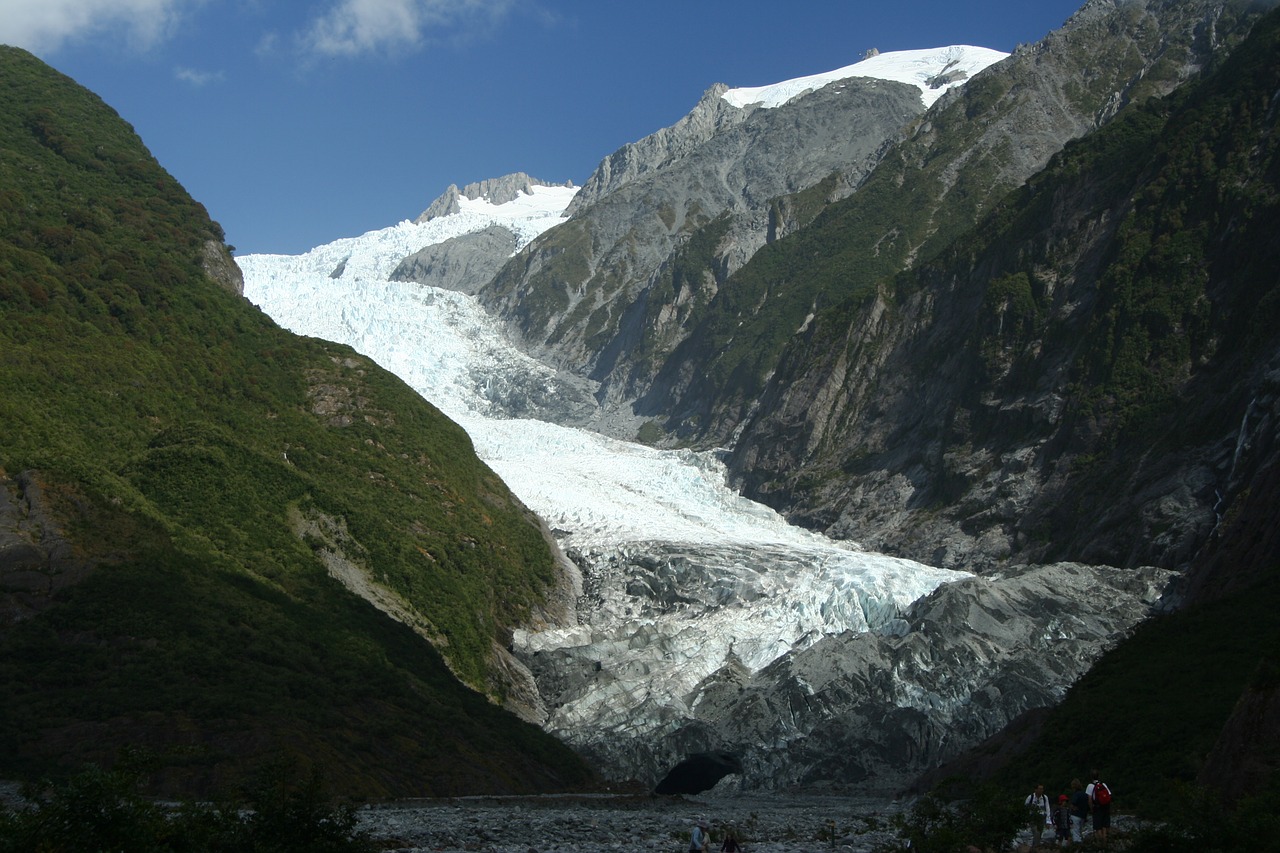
{"left": 356, "top": 792, "right": 909, "bottom": 853}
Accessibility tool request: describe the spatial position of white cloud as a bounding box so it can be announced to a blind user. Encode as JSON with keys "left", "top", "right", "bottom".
{"left": 300, "top": 0, "right": 514, "bottom": 58}
{"left": 254, "top": 30, "right": 279, "bottom": 57}
{"left": 175, "top": 65, "right": 224, "bottom": 85}
{"left": 0, "top": 0, "right": 189, "bottom": 54}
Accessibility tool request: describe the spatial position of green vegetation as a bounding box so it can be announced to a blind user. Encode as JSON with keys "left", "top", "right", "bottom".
{"left": 631, "top": 213, "right": 732, "bottom": 378}
{"left": 0, "top": 755, "right": 375, "bottom": 852}
{"left": 872, "top": 785, "right": 1025, "bottom": 853}
{"left": 1125, "top": 780, "right": 1280, "bottom": 853}
{"left": 635, "top": 420, "right": 664, "bottom": 446}
{"left": 0, "top": 45, "right": 592, "bottom": 796}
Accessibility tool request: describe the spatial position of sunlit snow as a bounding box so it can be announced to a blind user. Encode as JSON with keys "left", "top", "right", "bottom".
{"left": 721, "top": 45, "right": 1008, "bottom": 109}
{"left": 241, "top": 139, "right": 968, "bottom": 737}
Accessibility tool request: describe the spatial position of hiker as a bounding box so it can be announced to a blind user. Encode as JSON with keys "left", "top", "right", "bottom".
{"left": 1053, "top": 794, "right": 1071, "bottom": 847}
{"left": 721, "top": 825, "right": 743, "bottom": 853}
{"left": 689, "top": 816, "right": 710, "bottom": 853}
{"left": 1024, "top": 783, "right": 1052, "bottom": 848}
{"left": 1068, "top": 779, "right": 1089, "bottom": 843}
{"left": 1086, "top": 771, "right": 1111, "bottom": 846}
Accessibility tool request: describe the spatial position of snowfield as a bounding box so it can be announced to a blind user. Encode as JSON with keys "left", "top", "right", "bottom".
{"left": 720, "top": 45, "right": 1008, "bottom": 109}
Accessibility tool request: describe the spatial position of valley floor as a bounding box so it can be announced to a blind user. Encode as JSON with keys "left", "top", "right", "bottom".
{"left": 357, "top": 792, "right": 904, "bottom": 852}
{"left": 357, "top": 791, "right": 1142, "bottom": 852}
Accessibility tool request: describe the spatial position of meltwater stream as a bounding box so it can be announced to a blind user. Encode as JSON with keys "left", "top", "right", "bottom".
{"left": 239, "top": 189, "right": 966, "bottom": 783}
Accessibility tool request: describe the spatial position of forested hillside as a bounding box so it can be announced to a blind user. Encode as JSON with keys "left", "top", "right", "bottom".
{"left": 0, "top": 45, "right": 593, "bottom": 798}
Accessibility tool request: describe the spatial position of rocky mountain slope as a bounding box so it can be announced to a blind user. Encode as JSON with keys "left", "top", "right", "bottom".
{"left": 464, "top": 50, "right": 985, "bottom": 412}
{"left": 728, "top": 0, "right": 1280, "bottom": 576}
{"left": 931, "top": 7, "right": 1280, "bottom": 805}
{"left": 450, "top": 1, "right": 1263, "bottom": 449}
{"left": 649, "top": 0, "right": 1268, "bottom": 450}
{"left": 0, "top": 46, "right": 593, "bottom": 798}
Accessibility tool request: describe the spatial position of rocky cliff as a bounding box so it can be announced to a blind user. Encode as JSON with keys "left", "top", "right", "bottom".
{"left": 728, "top": 0, "right": 1280, "bottom": 578}
{"left": 648, "top": 0, "right": 1266, "bottom": 452}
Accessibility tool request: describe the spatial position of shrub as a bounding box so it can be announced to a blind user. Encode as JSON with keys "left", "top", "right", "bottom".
{"left": 876, "top": 784, "right": 1025, "bottom": 853}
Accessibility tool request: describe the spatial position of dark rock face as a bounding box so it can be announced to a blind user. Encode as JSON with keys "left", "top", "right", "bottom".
{"left": 655, "top": 750, "right": 744, "bottom": 795}
{"left": 1197, "top": 662, "right": 1280, "bottom": 806}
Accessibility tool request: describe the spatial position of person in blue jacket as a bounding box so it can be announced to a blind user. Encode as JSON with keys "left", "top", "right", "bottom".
{"left": 689, "top": 817, "right": 710, "bottom": 853}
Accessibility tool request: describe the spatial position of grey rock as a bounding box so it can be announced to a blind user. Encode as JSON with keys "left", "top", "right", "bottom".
{"left": 390, "top": 225, "right": 519, "bottom": 295}
{"left": 479, "top": 76, "right": 926, "bottom": 417}
{"left": 0, "top": 471, "right": 98, "bottom": 626}
{"left": 201, "top": 239, "right": 243, "bottom": 295}
{"left": 725, "top": 0, "right": 1280, "bottom": 574}
{"left": 355, "top": 792, "right": 909, "bottom": 853}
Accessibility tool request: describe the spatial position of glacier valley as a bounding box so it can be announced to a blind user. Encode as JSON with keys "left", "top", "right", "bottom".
{"left": 240, "top": 45, "right": 1172, "bottom": 793}
{"left": 241, "top": 185, "right": 1167, "bottom": 794}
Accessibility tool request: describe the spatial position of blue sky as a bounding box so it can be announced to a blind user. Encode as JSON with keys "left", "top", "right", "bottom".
{"left": 2, "top": 1, "right": 1084, "bottom": 255}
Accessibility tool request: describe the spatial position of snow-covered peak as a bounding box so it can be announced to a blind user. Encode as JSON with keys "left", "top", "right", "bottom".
{"left": 452, "top": 183, "right": 578, "bottom": 223}
{"left": 721, "top": 45, "right": 1008, "bottom": 110}
{"left": 242, "top": 183, "right": 576, "bottom": 282}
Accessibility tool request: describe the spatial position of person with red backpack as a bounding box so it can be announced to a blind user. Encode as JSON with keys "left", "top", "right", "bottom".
{"left": 1086, "top": 770, "right": 1112, "bottom": 846}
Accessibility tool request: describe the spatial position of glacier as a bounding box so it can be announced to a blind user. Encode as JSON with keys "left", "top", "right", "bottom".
{"left": 241, "top": 184, "right": 1170, "bottom": 794}
{"left": 240, "top": 184, "right": 970, "bottom": 775}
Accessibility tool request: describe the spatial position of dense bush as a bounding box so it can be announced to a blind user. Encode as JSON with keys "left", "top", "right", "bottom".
{"left": 874, "top": 785, "right": 1025, "bottom": 853}
{"left": 0, "top": 44, "right": 592, "bottom": 796}
{"left": 0, "top": 757, "right": 375, "bottom": 853}
{"left": 1126, "top": 781, "right": 1280, "bottom": 853}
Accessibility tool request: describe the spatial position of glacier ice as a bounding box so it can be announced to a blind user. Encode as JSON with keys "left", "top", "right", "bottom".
{"left": 240, "top": 185, "right": 969, "bottom": 778}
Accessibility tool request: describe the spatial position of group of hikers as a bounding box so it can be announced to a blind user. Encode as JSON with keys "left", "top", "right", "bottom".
{"left": 683, "top": 771, "right": 1112, "bottom": 852}
{"left": 688, "top": 816, "right": 742, "bottom": 853}
{"left": 1024, "top": 771, "right": 1113, "bottom": 848}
